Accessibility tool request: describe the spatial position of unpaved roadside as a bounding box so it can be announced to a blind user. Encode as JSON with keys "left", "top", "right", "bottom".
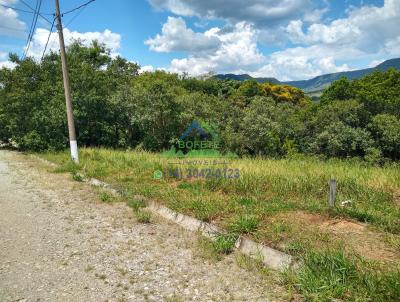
{"left": 0, "top": 151, "right": 287, "bottom": 302}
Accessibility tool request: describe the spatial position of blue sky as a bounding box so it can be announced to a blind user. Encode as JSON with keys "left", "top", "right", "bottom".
{"left": 1, "top": 0, "right": 399, "bottom": 80}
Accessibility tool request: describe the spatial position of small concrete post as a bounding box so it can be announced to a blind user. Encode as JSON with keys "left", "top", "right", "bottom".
{"left": 329, "top": 179, "right": 337, "bottom": 207}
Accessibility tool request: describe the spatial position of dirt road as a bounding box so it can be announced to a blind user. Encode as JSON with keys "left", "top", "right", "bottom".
{"left": 0, "top": 151, "right": 284, "bottom": 302}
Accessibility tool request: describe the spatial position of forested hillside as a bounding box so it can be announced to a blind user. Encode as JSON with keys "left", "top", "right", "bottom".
{"left": 216, "top": 58, "right": 400, "bottom": 92}
{"left": 0, "top": 42, "right": 399, "bottom": 162}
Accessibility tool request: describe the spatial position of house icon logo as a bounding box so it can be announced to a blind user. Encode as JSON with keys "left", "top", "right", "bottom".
{"left": 179, "top": 121, "right": 209, "bottom": 141}
{"left": 160, "top": 119, "right": 238, "bottom": 159}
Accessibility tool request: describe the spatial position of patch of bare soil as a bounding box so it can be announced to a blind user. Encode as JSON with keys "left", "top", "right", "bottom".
{"left": 282, "top": 211, "right": 400, "bottom": 263}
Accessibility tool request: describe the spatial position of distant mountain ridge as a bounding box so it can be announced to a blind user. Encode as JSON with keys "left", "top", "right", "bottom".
{"left": 215, "top": 58, "right": 400, "bottom": 93}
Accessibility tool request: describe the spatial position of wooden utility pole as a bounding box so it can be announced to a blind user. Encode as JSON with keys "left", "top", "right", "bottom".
{"left": 55, "top": 0, "right": 79, "bottom": 163}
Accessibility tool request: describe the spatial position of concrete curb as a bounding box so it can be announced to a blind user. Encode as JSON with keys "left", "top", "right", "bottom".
{"left": 145, "top": 199, "right": 293, "bottom": 271}
{"left": 31, "top": 154, "right": 295, "bottom": 272}
{"left": 85, "top": 178, "right": 295, "bottom": 272}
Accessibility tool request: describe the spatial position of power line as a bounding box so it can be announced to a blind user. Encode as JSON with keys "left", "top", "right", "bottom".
{"left": 62, "top": 0, "right": 95, "bottom": 15}
{"left": 41, "top": 17, "right": 56, "bottom": 61}
{"left": 36, "top": 0, "right": 96, "bottom": 62}
{"left": 0, "top": 3, "right": 36, "bottom": 14}
{"left": 41, "top": 0, "right": 93, "bottom": 62}
{"left": 64, "top": 3, "right": 87, "bottom": 27}
{"left": 23, "top": 0, "right": 42, "bottom": 59}
{"left": 20, "top": 0, "right": 53, "bottom": 24}
{"left": 22, "top": 0, "right": 39, "bottom": 59}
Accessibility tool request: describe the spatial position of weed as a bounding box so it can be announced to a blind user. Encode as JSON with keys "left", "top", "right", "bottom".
{"left": 72, "top": 172, "right": 84, "bottom": 182}
{"left": 135, "top": 210, "right": 151, "bottom": 223}
{"left": 384, "top": 233, "right": 400, "bottom": 250}
{"left": 127, "top": 198, "right": 146, "bottom": 212}
{"left": 187, "top": 199, "right": 220, "bottom": 222}
{"left": 194, "top": 236, "right": 222, "bottom": 261}
{"left": 285, "top": 240, "right": 306, "bottom": 255}
{"left": 235, "top": 196, "right": 256, "bottom": 207}
{"left": 99, "top": 192, "right": 111, "bottom": 202}
{"left": 213, "top": 233, "right": 238, "bottom": 254}
{"left": 236, "top": 253, "right": 271, "bottom": 277}
{"left": 228, "top": 215, "right": 260, "bottom": 234}
{"left": 95, "top": 273, "right": 107, "bottom": 280}
{"left": 164, "top": 295, "right": 183, "bottom": 302}
{"left": 84, "top": 265, "right": 94, "bottom": 273}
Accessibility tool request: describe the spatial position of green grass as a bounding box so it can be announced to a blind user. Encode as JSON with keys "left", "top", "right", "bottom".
{"left": 72, "top": 172, "right": 84, "bottom": 182}
{"left": 127, "top": 198, "right": 146, "bottom": 212}
{"left": 99, "top": 192, "right": 111, "bottom": 202}
{"left": 213, "top": 233, "right": 238, "bottom": 254}
{"left": 39, "top": 148, "right": 400, "bottom": 301}
{"left": 284, "top": 249, "right": 400, "bottom": 302}
{"left": 135, "top": 210, "right": 152, "bottom": 223}
{"left": 228, "top": 215, "right": 260, "bottom": 234}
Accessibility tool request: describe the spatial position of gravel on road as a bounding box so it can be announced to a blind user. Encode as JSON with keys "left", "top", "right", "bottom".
{"left": 0, "top": 151, "right": 287, "bottom": 302}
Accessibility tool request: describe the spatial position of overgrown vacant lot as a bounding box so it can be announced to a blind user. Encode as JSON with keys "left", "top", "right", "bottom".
{"left": 41, "top": 148, "right": 400, "bottom": 301}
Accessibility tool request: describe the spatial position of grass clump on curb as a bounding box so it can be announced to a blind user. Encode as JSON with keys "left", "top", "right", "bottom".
{"left": 135, "top": 210, "right": 152, "bottom": 223}
{"left": 213, "top": 233, "right": 238, "bottom": 254}
{"left": 127, "top": 198, "right": 146, "bottom": 212}
{"left": 127, "top": 198, "right": 151, "bottom": 223}
{"left": 195, "top": 233, "right": 238, "bottom": 262}
{"left": 72, "top": 172, "right": 84, "bottom": 182}
{"left": 99, "top": 192, "right": 111, "bottom": 202}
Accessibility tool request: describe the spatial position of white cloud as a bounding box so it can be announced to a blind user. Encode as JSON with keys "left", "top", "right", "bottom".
{"left": 26, "top": 28, "right": 121, "bottom": 59}
{"left": 165, "top": 22, "right": 265, "bottom": 75}
{"left": 250, "top": 46, "right": 352, "bottom": 81}
{"left": 368, "top": 59, "right": 384, "bottom": 68}
{"left": 0, "top": 51, "right": 7, "bottom": 60}
{"left": 303, "top": 7, "right": 328, "bottom": 23}
{"left": 269, "top": 0, "right": 400, "bottom": 79}
{"left": 286, "top": 0, "right": 400, "bottom": 53}
{"left": 147, "top": 16, "right": 352, "bottom": 80}
{"left": 384, "top": 36, "right": 400, "bottom": 56}
{"left": 145, "top": 0, "right": 360, "bottom": 80}
{"left": 158, "top": 0, "right": 400, "bottom": 80}
{"left": 139, "top": 65, "right": 155, "bottom": 73}
{"left": 149, "top": 0, "right": 313, "bottom": 28}
{"left": 0, "top": 51, "right": 15, "bottom": 69}
{"left": 0, "top": 0, "right": 26, "bottom": 37}
{"left": 145, "top": 17, "right": 220, "bottom": 53}
{"left": 0, "top": 60, "right": 16, "bottom": 69}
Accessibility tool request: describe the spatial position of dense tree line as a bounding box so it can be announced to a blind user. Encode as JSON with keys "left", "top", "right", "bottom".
{"left": 0, "top": 42, "right": 399, "bottom": 162}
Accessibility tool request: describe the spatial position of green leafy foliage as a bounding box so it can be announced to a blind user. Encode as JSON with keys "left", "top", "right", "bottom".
{"left": 1, "top": 41, "right": 399, "bottom": 161}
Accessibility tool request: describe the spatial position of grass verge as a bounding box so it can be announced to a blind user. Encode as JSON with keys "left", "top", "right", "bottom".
{"left": 39, "top": 148, "right": 400, "bottom": 301}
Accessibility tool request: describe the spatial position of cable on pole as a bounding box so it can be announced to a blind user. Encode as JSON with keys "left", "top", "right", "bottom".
{"left": 20, "top": 0, "right": 53, "bottom": 24}
{"left": 0, "top": 3, "right": 36, "bottom": 14}
{"left": 41, "top": 16, "right": 56, "bottom": 61}
{"left": 61, "top": 0, "right": 95, "bottom": 15}
{"left": 23, "top": 0, "right": 41, "bottom": 59}
{"left": 64, "top": 4, "right": 87, "bottom": 27}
